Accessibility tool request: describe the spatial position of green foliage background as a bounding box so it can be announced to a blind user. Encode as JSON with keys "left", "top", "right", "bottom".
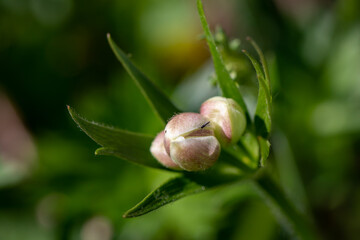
{"left": 0, "top": 0, "right": 360, "bottom": 239}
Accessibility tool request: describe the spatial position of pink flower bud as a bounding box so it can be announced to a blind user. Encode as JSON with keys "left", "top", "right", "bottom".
{"left": 150, "top": 131, "right": 181, "bottom": 170}
{"left": 200, "top": 96, "right": 246, "bottom": 146}
{"left": 164, "top": 113, "right": 220, "bottom": 171}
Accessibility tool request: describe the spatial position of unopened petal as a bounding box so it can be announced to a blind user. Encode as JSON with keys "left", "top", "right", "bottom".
{"left": 150, "top": 131, "right": 181, "bottom": 170}
{"left": 200, "top": 96, "right": 246, "bottom": 145}
{"left": 170, "top": 136, "right": 220, "bottom": 171}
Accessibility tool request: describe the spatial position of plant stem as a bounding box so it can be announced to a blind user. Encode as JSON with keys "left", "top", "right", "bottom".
{"left": 252, "top": 171, "right": 320, "bottom": 240}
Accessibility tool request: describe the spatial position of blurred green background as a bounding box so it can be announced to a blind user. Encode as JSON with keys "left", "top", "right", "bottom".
{"left": 1, "top": 0, "right": 360, "bottom": 239}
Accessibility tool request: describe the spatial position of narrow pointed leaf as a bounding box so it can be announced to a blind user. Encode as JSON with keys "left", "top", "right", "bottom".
{"left": 247, "top": 37, "right": 271, "bottom": 89}
{"left": 242, "top": 50, "right": 271, "bottom": 137}
{"left": 107, "top": 34, "right": 179, "bottom": 125}
{"left": 68, "top": 106, "right": 164, "bottom": 169}
{"left": 243, "top": 48, "right": 272, "bottom": 166}
{"left": 123, "top": 177, "right": 204, "bottom": 218}
{"left": 197, "top": 0, "right": 248, "bottom": 116}
{"left": 124, "top": 170, "right": 242, "bottom": 218}
{"left": 242, "top": 50, "right": 266, "bottom": 84}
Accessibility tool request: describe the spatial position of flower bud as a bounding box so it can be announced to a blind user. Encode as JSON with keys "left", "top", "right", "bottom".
{"left": 164, "top": 113, "right": 220, "bottom": 171}
{"left": 200, "top": 96, "right": 246, "bottom": 146}
{"left": 150, "top": 131, "right": 181, "bottom": 170}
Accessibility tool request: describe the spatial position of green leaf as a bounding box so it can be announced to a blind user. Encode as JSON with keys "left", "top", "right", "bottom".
{"left": 258, "top": 138, "right": 270, "bottom": 167}
{"left": 67, "top": 106, "right": 164, "bottom": 169}
{"left": 123, "top": 169, "right": 242, "bottom": 218}
{"left": 242, "top": 40, "right": 272, "bottom": 166}
{"left": 247, "top": 37, "right": 271, "bottom": 87}
{"left": 254, "top": 174, "right": 318, "bottom": 240}
{"left": 107, "top": 34, "right": 180, "bottom": 125}
{"left": 242, "top": 50, "right": 271, "bottom": 138}
{"left": 123, "top": 177, "right": 204, "bottom": 218}
{"left": 197, "top": 0, "right": 248, "bottom": 117}
{"left": 247, "top": 38, "right": 272, "bottom": 137}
